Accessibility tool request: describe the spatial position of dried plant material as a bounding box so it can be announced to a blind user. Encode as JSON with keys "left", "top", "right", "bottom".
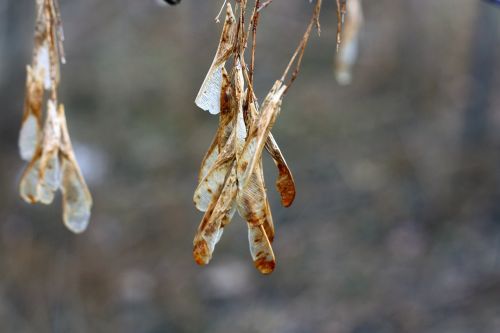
{"left": 193, "top": 165, "right": 238, "bottom": 264}
{"left": 335, "top": 0, "right": 363, "bottom": 85}
{"left": 335, "top": 0, "right": 347, "bottom": 51}
{"left": 197, "top": 69, "right": 234, "bottom": 182}
{"left": 194, "top": 138, "right": 235, "bottom": 212}
{"left": 245, "top": 99, "right": 296, "bottom": 208}
{"left": 238, "top": 80, "right": 286, "bottom": 190}
{"left": 195, "top": 3, "right": 237, "bottom": 115}
{"left": 18, "top": 0, "right": 92, "bottom": 233}
{"left": 19, "top": 67, "right": 44, "bottom": 161}
{"left": 248, "top": 224, "right": 275, "bottom": 274}
{"left": 19, "top": 154, "right": 42, "bottom": 204}
{"left": 192, "top": 0, "right": 323, "bottom": 274}
{"left": 265, "top": 136, "right": 296, "bottom": 207}
{"left": 60, "top": 155, "right": 92, "bottom": 233}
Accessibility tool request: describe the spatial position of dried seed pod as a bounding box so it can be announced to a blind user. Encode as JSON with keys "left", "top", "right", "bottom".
{"left": 60, "top": 156, "right": 92, "bottom": 234}
{"left": 58, "top": 105, "right": 92, "bottom": 233}
{"left": 19, "top": 0, "right": 92, "bottom": 233}
{"left": 192, "top": 0, "right": 322, "bottom": 274}
{"left": 19, "top": 153, "right": 42, "bottom": 204}
{"left": 193, "top": 165, "right": 238, "bottom": 265}
{"left": 37, "top": 149, "right": 61, "bottom": 204}
{"left": 195, "top": 3, "right": 237, "bottom": 114}
{"left": 265, "top": 136, "right": 296, "bottom": 207}
{"left": 198, "top": 68, "right": 234, "bottom": 182}
{"left": 194, "top": 140, "right": 235, "bottom": 212}
{"left": 247, "top": 99, "right": 296, "bottom": 208}
{"left": 248, "top": 224, "right": 275, "bottom": 274}
{"left": 238, "top": 81, "right": 287, "bottom": 190}
{"left": 19, "top": 66, "right": 44, "bottom": 161}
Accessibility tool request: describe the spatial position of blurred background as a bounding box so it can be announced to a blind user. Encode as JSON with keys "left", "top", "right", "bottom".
{"left": 1, "top": 0, "right": 500, "bottom": 332}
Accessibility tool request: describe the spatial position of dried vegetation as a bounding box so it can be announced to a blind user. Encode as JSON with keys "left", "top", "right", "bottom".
{"left": 18, "top": 0, "right": 92, "bottom": 233}
{"left": 192, "top": 0, "right": 336, "bottom": 274}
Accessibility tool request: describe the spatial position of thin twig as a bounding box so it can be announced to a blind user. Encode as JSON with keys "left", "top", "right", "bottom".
{"left": 247, "top": 0, "right": 260, "bottom": 103}
{"left": 280, "top": 0, "right": 322, "bottom": 93}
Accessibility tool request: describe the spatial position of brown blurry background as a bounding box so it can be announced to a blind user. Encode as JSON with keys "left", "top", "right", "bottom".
{"left": 1, "top": 1, "right": 500, "bottom": 332}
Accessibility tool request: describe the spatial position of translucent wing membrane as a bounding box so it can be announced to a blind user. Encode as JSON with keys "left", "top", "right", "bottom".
{"left": 19, "top": 67, "right": 43, "bottom": 161}
{"left": 248, "top": 224, "right": 276, "bottom": 275}
{"left": 195, "top": 3, "right": 237, "bottom": 114}
{"left": 265, "top": 135, "right": 296, "bottom": 207}
{"left": 60, "top": 156, "right": 92, "bottom": 234}
{"left": 248, "top": 99, "right": 296, "bottom": 208}
{"left": 239, "top": 81, "right": 287, "bottom": 190}
{"left": 18, "top": 0, "right": 92, "bottom": 233}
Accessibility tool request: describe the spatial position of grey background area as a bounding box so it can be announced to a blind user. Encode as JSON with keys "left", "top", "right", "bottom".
{"left": 0, "top": 1, "right": 500, "bottom": 332}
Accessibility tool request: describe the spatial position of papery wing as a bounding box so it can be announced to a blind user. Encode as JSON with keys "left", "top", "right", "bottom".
{"left": 19, "top": 152, "right": 42, "bottom": 204}
{"left": 248, "top": 224, "right": 276, "bottom": 274}
{"left": 265, "top": 135, "right": 296, "bottom": 207}
{"left": 197, "top": 68, "right": 234, "bottom": 182}
{"left": 37, "top": 149, "right": 61, "bottom": 205}
{"left": 239, "top": 81, "right": 286, "bottom": 190}
{"left": 60, "top": 156, "right": 92, "bottom": 234}
{"left": 248, "top": 100, "right": 296, "bottom": 207}
{"left": 193, "top": 166, "right": 238, "bottom": 265}
{"left": 236, "top": 161, "right": 274, "bottom": 240}
{"left": 19, "top": 66, "right": 44, "bottom": 161}
{"left": 194, "top": 131, "right": 236, "bottom": 212}
{"left": 195, "top": 3, "right": 237, "bottom": 114}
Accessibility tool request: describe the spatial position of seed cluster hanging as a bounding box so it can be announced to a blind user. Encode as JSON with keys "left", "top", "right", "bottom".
{"left": 18, "top": 0, "right": 92, "bottom": 233}
{"left": 192, "top": 0, "right": 323, "bottom": 274}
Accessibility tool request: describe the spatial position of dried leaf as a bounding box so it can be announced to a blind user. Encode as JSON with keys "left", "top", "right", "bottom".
{"left": 195, "top": 3, "right": 237, "bottom": 114}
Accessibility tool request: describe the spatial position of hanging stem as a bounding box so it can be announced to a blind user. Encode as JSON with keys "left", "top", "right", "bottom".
{"left": 281, "top": 0, "right": 322, "bottom": 93}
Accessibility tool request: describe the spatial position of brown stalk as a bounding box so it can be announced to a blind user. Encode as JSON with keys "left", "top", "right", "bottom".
{"left": 281, "top": 0, "right": 323, "bottom": 94}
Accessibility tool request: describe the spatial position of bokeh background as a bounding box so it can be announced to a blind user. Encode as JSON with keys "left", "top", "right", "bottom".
{"left": 1, "top": 0, "right": 500, "bottom": 332}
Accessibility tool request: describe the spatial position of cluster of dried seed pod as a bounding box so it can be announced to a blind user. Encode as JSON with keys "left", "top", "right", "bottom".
{"left": 192, "top": 1, "right": 323, "bottom": 274}
{"left": 18, "top": 0, "right": 92, "bottom": 233}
